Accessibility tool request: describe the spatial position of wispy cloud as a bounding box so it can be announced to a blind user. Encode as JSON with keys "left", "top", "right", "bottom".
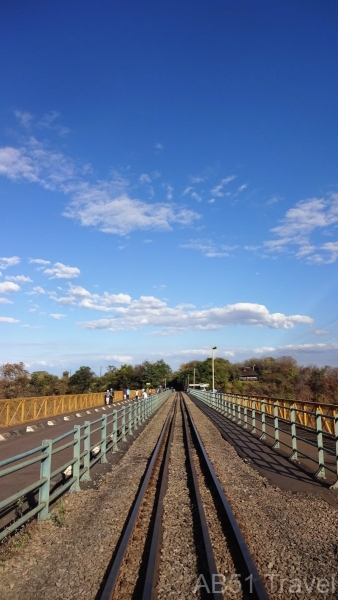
{"left": 5, "top": 275, "right": 32, "bottom": 283}
{"left": 0, "top": 256, "right": 20, "bottom": 269}
{"left": 29, "top": 258, "right": 51, "bottom": 265}
{"left": 0, "top": 317, "right": 19, "bottom": 323}
{"left": 27, "top": 286, "right": 46, "bottom": 295}
{"left": 264, "top": 194, "right": 338, "bottom": 263}
{"left": 0, "top": 298, "right": 13, "bottom": 304}
{"left": 50, "top": 313, "right": 66, "bottom": 319}
{"left": 14, "top": 110, "right": 34, "bottom": 128}
{"left": 211, "top": 176, "right": 236, "bottom": 197}
{"left": 0, "top": 134, "right": 201, "bottom": 236}
{"left": 181, "top": 239, "right": 235, "bottom": 258}
{"left": 15, "top": 109, "right": 70, "bottom": 136}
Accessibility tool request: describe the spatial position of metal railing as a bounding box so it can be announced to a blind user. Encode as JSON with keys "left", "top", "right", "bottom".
{"left": 0, "top": 389, "right": 157, "bottom": 428}
{"left": 0, "top": 391, "right": 171, "bottom": 541}
{"left": 189, "top": 389, "right": 338, "bottom": 489}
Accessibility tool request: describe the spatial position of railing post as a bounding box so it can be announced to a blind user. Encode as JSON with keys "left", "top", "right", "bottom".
{"left": 101, "top": 415, "right": 108, "bottom": 463}
{"left": 260, "top": 400, "right": 266, "bottom": 440}
{"left": 244, "top": 397, "right": 248, "bottom": 428}
{"left": 112, "top": 410, "right": 118, "bottom": 452}
{"left": 251, "top": 398, "right": 256, "bottom": 433}
{"left": 38, "top": 440, "right": 52, "bottom": 520}
{"left": 289, "top": 405, "right": 298, "bottom": 461}
{"left": 122, "top": 406, "right": 127, "bottom": 441}
{"left": 133, "top": 400, "right": 138, "bottom": 431}
{"left": 237, "top": 400, "right": 241, "bottom": 425}
{"left": 81, "top": 421, "right": 91, "bottom": 481}
{"left": 315, "top": 410, "right": 325, "bottom": 479}
{"left": 128, "top": 404, "right": 133, "bottom": 436}
{"left": 71, "top": 426, "right": 81, "bottom": 491}
{"left": 332, "top": 413, "right": 338, "bottom": 489}
{"left": 232, "top": 396, "right": 236, "bottom": 420}
{"left": 272, "top": 403, "right": 280, "bottom": 449}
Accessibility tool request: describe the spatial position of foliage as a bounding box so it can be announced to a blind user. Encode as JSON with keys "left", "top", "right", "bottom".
{"left": 1, "top": 357, "right": 338, "bottom": 404}
{"left": 0, "top": 362, "right": 30, "bottom": 398}
{"left": 67, "top": 366, "right": 96, "bottom": 394}
{"left": 50, "top": 499, "right": 66, "bottom": 528}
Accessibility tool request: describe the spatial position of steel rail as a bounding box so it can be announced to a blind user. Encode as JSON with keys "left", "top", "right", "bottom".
{"left": 183, "top": 395, "right": 270, "bottom": 600}
{"left": 180, "top": 394, "right": 222, "bottom": 599}
{"left": 100, "top": 397, "right": 176, "bottom": 600}
{"left": 141, "top": 397, "right": 177, "bottom": 600}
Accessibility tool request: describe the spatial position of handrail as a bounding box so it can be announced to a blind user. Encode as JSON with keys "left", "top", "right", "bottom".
{"left": 0, "top": 391, "right": 171, "bottom": 542}
{"left": 0, "top": 388, "right": 159, "bottom": 428}
{"left": 189, "top": 389, "right": 338, "bottom": 489}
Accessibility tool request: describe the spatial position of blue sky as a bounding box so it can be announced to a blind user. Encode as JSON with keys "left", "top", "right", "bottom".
{"left": 1, "top": 0, "right": 338, "bottom": 375}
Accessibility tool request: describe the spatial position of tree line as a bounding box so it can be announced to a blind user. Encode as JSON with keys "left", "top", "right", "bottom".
{"left": 0, "top": 356, "right": 338, "bottom": 404}
{"left": 0, "top": 360, "right": 172, "bottom": 399}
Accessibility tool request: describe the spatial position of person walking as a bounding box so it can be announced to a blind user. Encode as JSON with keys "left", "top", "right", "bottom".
{"left": 126, "top": 387, "right": 130, "bottom": 400}
{"left": 105, "top": 390, "right": 110, "bottom": 405}
{"left": 109, "top": 388, "right": 114, "bottom": 404}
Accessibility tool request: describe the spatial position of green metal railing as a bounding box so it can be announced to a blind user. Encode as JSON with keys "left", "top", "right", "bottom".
{"left": 0, "top": 391, "right": 171, "bottom": 541}
{"left": 189, "top": 389, "right": 338, "bottom": 489}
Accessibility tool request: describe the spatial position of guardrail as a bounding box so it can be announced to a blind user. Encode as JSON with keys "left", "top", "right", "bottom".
{"left": 189, "top": 389, "right": 338, "bottom": 489}
{"left": 0, "top": 389, "right": 157, "bottom": 428}
{"left": 0, "top": 391, "right": 171, "bottom": 542}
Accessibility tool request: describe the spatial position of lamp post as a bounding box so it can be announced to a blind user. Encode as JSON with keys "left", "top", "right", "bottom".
{"left": 212, "top": 346, "right": 217, "bottom": 393}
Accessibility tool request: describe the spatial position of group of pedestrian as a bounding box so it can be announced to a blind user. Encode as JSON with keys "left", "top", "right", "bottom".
{"left": 104, "top": 388, "right": 114, "bottom": 405}
{"left": 104, "top": 387, "right": 149, "bottom": 405}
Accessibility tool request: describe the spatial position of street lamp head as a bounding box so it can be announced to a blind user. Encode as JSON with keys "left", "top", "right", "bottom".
{"left": 212, "top": 346, "right": 217, "bottom": 350}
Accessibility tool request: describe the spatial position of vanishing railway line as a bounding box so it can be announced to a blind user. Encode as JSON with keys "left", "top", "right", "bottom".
{"left": 99, "top": 393, "right": 269, "bottom": 600}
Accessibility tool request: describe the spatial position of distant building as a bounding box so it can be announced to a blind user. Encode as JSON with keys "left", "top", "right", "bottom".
{"left": 239, "top": 367, "right": 258, "bottom": 381}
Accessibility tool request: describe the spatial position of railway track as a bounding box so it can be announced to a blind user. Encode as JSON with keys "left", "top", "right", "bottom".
{"left": 98, "top": 393, "right": 269, "bottom": 600}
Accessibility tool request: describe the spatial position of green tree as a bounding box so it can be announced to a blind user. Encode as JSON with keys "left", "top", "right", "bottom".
{"left": 67, "top": 366, "right": 95, "bottom": 394}
{"left": 29, "top": 371, "right": 60, "bottom": 396}
{"left": 0, "top": 362, "right": 30, "bottom": 399}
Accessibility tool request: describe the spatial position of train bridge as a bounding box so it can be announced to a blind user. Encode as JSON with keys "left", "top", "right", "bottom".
{"left": 1, "top": 389, "right": 338, "bottom": 599}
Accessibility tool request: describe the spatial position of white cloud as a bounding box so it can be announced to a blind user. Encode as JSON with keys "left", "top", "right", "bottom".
{"left": 78, "top": 299, "right": 312, "bottom": 334}
{"left": 5, "top": 275, "right": 32, "bottom": 283}
{"left": 28, "top": 286, "right": 46, "bottom": 295}
{"left": 181, "top": 239, "right": 235, "bottom": 258}
{"left": 0, "top": 281, "right": 20, "bottom": 294}
{"left": 0, "top": 298, "right": 13, "bottom": 304}
{"left": 190, "top": 176, "right": 206, "bottom": 184}
{"left": 63, "top": 187, "right": 200, "bottom": 236}
{"left": 103, "top": 354, "right": 133, "bottom": 362}
{"left": 49, "top": 284, "right": 131, "bottom": 311}
{"left": 155, "top": 143, "right": 163, "bottom": 151}
{"left": 0, "top": 256, "right": 20, "bottom": 269}
{"left": 264, "top": 194, "right": 338, "bottom": 263}
{"left": 29, "top": 258, "right": 51, "bottom": 265}
{"left": 208, "top": 198, "right": 215, "bottom": 204}
{"left": 43, "top": 262, "right": 80, "bottom": 279}
{"left": 211, "top": 176, "right": 236, "bottom": 197}
{"left": 50, "top": 313, "right": 66, "bottom": 319}
{"left": 14, "top": 110, "right": 34, "bottom": 128}
{"left": 0, "top": 317, "right": 19, "bottom": 323}
{"left": 0, "top": 138, "right": 201, "bottom": 236}
{"left": 237, "top": 183, "right": 247, "bottom": 192}
{"left": 139, "top": 173, "right": 151, "bottom": 184}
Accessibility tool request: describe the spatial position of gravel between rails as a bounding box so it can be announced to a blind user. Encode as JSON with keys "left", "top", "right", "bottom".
{"left": 185, "top": 395, "right": 338, "bottom": 600}
{"left": 189, "top": 434, "right": 243, "bottom": 599}
{"left": 157, "top": 400, "right": 201, "bottom": 600}
{"left": 0, "top": 397, "right": 174, "bottom": 600}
